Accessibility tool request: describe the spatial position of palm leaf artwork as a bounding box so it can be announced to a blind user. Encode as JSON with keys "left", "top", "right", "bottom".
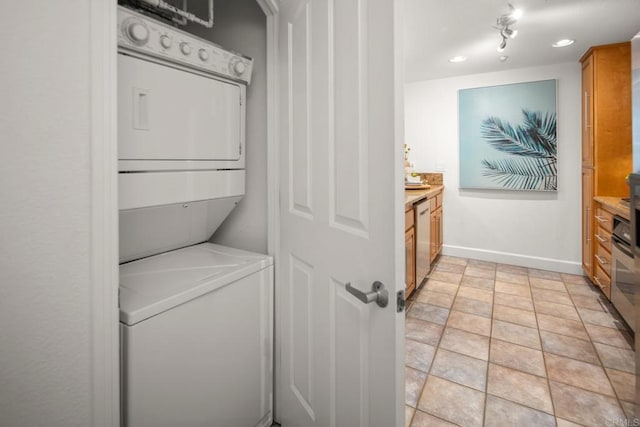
{"left": 479, "top": 109, "right": 557, "bottom": 190}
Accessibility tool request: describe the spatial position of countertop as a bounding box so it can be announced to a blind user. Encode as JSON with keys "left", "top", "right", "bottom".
{"left": 593, "top": 196, "right": 630, "bottom": 220}
{"left": 405, "top": 185, "right": 443, "bottom": 210}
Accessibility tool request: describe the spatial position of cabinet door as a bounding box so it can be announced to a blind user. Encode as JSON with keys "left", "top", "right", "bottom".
{"left": 430, "top": 210, "right": 437, "bottom": 262}
{"left": 581, "top": 56, "right": 594, "bottom": 168}
{"left": 406, "top": 227, "right": 416, "bottom": 296}
{"left": 437, "top": 209, "right": 443, "bottom": 254}
{"left": 582, "top": 168, "right": 594, "bottom": 276}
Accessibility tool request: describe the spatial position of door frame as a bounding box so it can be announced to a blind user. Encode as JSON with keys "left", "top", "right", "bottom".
{"left": 89, "top": 1, "right": 119, "bottom": 425}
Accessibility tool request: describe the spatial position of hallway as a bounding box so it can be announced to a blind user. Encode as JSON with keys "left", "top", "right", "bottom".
{"left": 405, "top": 256, "right": 635, "bottom": 426}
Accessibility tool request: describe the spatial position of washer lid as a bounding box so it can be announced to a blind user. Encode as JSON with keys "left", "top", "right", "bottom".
{"left": 119, "top": 243, "right": 272, "bottom": 325}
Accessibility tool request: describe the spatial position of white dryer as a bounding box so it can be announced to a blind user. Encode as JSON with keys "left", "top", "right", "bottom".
{"left": 116, "top": 6, "right": 272, "bottom": 427}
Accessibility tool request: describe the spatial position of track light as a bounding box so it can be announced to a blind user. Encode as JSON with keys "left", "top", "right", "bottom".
{"left": 501, "top": 28, "right": 518, "bottom": 39}
{"left": 494, "top": 3, "right": 521, "bottom": 52}
{"left": 497, "top": 38, "right": 507, "bottom": 52}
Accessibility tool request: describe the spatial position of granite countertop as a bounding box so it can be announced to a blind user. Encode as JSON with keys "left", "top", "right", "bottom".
{"left": 593, "top": 196, "right": 630, "bottom": 220}
{"left": 405, "top": 185, "right": 444, "bottom": 209}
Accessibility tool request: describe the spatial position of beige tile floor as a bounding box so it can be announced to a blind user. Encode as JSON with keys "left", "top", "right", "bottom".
{"left": 405, "top": 256, "right": 636, "bottom": 427}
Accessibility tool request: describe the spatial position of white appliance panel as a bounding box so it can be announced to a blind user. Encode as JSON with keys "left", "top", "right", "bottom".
{"left": 118, "top": 197, "right": 242, "bottom": 263}
{"left": 119, "top": 243, "right": 272, "bottom": 325}
{"left": 118, "top": 54, "right": 243, "bottom": 164}
{"left": 118, "top": 169, "right": 244, "bottom": 211}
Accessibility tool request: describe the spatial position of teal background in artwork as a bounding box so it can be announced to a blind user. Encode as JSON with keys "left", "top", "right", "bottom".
{"left": 459, "top": 79, "right": 557, "bottom": 189}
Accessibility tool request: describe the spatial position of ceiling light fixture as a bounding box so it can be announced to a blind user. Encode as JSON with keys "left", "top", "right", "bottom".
{"left": 494, "top": 3, "right": 521, "bottom": 52}
{"left": 449, "top": 56, "right": 467, "bottom": 63}
{"left": 552, "top": 39, "right": 575, "bottom": 48}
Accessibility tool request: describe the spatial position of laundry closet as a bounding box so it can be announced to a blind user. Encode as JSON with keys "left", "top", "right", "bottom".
{"left": 116, "top": 1, "right": 272, "bottom": 426}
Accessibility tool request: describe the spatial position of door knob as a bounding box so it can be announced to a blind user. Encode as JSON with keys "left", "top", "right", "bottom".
{"left": 345, "top": 281, "right": 389, "bottom": 308}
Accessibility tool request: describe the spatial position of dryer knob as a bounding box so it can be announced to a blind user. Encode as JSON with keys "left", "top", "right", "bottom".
{"left": 180, "top": 42, "right": 192, "bottom": 56}
{"left": 229, "top": 58, "right": 246, "bottom": 76}
{"left": 160, "top": 35, "right": 172, "bottom": 49}
{"left": 198, "top": 49, "right": 209, "bottom": 62}
{"left": 127, "top": 21, "right": 149, "bottom": 45}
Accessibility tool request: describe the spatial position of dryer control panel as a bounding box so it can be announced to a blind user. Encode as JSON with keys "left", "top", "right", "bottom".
{"left": 117, "top": 6, "right": 253, "bottom": 85}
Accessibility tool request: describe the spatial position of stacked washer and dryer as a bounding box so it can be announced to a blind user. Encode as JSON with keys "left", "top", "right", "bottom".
{"left": 117, "top": 6, "right": 273, "bottom": 427}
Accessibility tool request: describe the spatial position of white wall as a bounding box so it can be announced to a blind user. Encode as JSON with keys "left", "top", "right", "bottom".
{"left": 405, "top": 62, "right": 582, "bottom": 273}
{"left": 0, "top": 3, "right": 94, "bottom": 426}
{"left": 187, "top": 0, "right": 269, "bottom": 254}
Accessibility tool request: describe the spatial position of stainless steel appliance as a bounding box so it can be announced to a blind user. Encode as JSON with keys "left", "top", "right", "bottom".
{"left": 415, "top": 199, "right": 431, "bottom": 284}
{"left": 611, "top": 215, "right": 635, "bottom": 331}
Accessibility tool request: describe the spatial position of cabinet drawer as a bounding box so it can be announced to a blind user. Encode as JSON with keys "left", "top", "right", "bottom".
{"left": 595, "top": 206, "right": 613, "bottom": 232}
{"left": 594, "top": 227, "right": 612, "bottom": 253}
{"left": 595, "top": 244, "right": 611, "bottom": 274}
{"left": 405, "top": 207, "right": 414, "bottom": 230}
{"left": 429, "top": 191, "right": 443, "bottom": 211}
{"left": 594, "top": 264, "right": 611, "bottom": 299}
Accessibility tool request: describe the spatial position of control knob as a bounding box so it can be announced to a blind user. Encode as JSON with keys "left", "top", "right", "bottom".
{"left": 125, "top": 20, "right": 149, "bottom": 45}
{"left": 229, "top": 57, "right": 246, "bottom": 76}
{"left": 180, "top": 42, "right": 192, "bottom": 56}
{"left": 198, "top": 49, "right": 209, "bottom": 62}
{"left": 160, "top": 35, "right": 172, "bottom": 49}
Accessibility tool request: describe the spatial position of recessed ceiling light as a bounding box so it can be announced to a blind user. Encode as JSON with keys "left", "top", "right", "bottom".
{"left": 449, "top": 56, "right": 467, "bottom": 63}
{"left": 552, "top": 39, "right": 575, "bottom": 48}
{"left": 499, "top": 56, "right": 509, "bottom": 62}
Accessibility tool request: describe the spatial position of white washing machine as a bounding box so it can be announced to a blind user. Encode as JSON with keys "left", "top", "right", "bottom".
{"left": 116, "top": 6, "right": 272, "bottom": 426}
{"left": 119, "top": 243, "right": 273, "bottom": 427}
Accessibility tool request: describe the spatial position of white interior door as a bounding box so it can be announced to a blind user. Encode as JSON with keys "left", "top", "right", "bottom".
{"left": 276, "top": 0, "right": 404, "bottom": 426}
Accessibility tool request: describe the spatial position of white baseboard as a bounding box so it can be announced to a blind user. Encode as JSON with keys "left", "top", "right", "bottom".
{"left": 442, "top": 245, "right": 583, "bottom": 275}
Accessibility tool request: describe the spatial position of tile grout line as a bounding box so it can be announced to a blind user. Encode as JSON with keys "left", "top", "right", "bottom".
{"left": 532, "top": 272, "right": 558, "bottom": 422}
{"left": 482, "top": 267, "right": 498, "bottom": 427}
{"left": 406, "top": 256, "right": 464, "bottom": 426}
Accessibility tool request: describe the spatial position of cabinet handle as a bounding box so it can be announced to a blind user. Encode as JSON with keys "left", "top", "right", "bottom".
{"left": 595, "top": 234, "right": 608, "bottom": 243}
{"left": 595, "top": 254, "right": 609, "bottom": 266}
{"left": 584, "top": 91, "right": 590, "bottom": 129}
{"left": 585, "top": 206, "right": 591, "bottom": 241}
{"left": 595, "top": 215, "right": 609, "bottom": 224}
{"left": 593, "top": 275, "right": 601, "bottom": 286}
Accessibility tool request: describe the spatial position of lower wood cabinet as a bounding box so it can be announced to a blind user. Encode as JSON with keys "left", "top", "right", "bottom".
{"left": 592, "top": 201, "right": 614, "bottom": 299}
{"left": 405, "top": 188, "right": 444, "bottom": 298}
{"left": 430, "top": 191, "right": 443, "bottom": 263}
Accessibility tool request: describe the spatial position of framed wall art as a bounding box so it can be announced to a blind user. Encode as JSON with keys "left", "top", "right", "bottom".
{"left": 459, "top": 79, "right": 558, "bottom": 191}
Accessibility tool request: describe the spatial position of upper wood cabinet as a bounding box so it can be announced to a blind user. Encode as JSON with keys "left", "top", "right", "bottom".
{"left": 580, "top": 42, "right": 632, "bottom": 279}
{"left": 580, "top": 42, "right": 632, "bottom": 196}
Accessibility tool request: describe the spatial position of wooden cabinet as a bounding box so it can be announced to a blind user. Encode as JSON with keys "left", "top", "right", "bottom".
{"left": 430, "top": 190, "right": 443, "bottom": 263}
{"left": 582, "top": 168, "right": 593, "bottom": 276}
{"left": 592, "top": 202, "right": 614, "bottom": 298}
{"left": 405, "top": 187, "right": 444, "bottom": 297}
{"left": 580, "top": 43, "right": 632, "bottom": 281}
{"left": 405, "top": 206, "right": 416, "bottom": 296}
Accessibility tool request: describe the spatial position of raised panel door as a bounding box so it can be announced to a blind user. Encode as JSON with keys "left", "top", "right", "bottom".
{"left": 581, "top": 56, "right": 594, "bottom": 168}
{"left": 582, "top": 168, "right": 594, "bottom": 276}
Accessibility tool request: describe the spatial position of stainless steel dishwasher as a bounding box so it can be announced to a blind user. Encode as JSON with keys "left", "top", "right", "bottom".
{"left": 415, "top": 199, "right": 431, "bottom": 285}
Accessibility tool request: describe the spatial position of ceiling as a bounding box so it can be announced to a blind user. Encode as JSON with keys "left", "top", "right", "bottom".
{"left": 403, "top": 0, "right": 640, "bottom": 82}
